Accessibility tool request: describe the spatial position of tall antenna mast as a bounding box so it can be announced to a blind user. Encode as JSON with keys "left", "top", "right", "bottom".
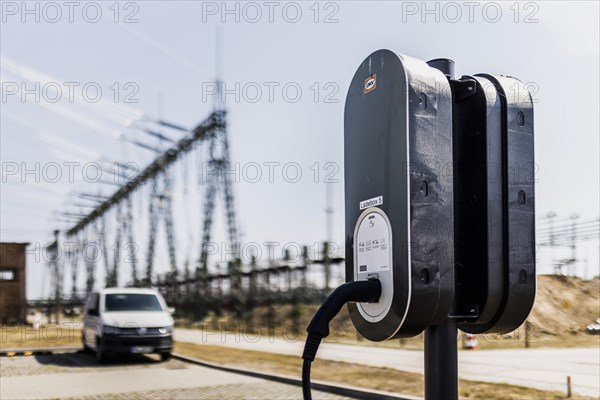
{"left": 214, "top": 26, "right": 223, "bottom": 111}
{"left": 325, "top": 182, "right": 333, "bottom": 243}
{"left": 323, "top": 182, "right": 333, "bottom": 290}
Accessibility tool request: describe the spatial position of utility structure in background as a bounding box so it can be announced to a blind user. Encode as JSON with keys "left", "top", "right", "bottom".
{"left": 145, "top": 170, "right": 177, "bottom": 289}
{"left": 47, "top": 111, "right": 236, "bottom": 320}
{"left": 44, "top": 99, "right": 345, "bottom": 320}
{"left": 195, "top": 103, "right": 240, "bottom": 318}
{"left": 0, "top": 242, "right": 29, "bottom": 325}
{"left": 46, "top": 105, "right": 343, "bottom": 321}
{"left": 139, "top": 105, "right": 180, "bottom": 291}
{"left": 537, "top": 213, "right": 600, "bottom": 276}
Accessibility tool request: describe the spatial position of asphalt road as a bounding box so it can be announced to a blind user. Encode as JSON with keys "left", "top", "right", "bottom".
{"left": 0, "top": 351, "right": 350, "bottom": 400}
{"left": 175, "top": 328, "right": 600, "bottom": 397}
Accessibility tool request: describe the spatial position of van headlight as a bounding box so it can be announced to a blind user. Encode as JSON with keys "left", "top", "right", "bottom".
{"left": 104, "top": 325, "right": 120, "bottom": 335}
{"left": 158, "top": 326, "right": 172, "bottom": 334}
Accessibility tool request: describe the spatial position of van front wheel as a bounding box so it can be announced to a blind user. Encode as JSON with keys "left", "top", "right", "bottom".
{"left": 82, "top": 334, "right": 93, "bottom": 354}
{"left": 160, "top": 352, "right": 171, "bottom": 361}
{"left": 96, "top": 336, "right": 107, "bottom": 364}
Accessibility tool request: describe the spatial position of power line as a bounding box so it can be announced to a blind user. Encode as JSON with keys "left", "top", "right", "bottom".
{"left": 65, "top": 111, "right": 224, "bottom": 237}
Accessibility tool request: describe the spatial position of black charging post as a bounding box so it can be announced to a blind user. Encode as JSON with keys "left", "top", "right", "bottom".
{"left": 424, "top": 318, "right": 458, "bottom": 400}
{"left": 303, "top": 51, "right": 535, "bottom": 400}
{"left": 423, "top": 58, "right": 459, "bottom": 400}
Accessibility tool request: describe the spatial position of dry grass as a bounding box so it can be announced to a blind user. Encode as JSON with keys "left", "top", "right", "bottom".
{"left": 0, "top": 323, "right": 83, "bottom": 350}
{"left": 174, "top": 341, "right": 595, "bottom": 400}
{"left": 180, "top": 276, "right": 600, "bottom": 351}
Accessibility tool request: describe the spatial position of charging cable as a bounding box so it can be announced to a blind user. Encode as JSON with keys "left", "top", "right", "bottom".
{"left": 301, "top": 278, "right": 382, "bottom": 400}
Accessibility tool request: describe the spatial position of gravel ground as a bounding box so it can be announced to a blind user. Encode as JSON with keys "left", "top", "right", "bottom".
{"left": 64, "top": 383, "right": 349, "bottom": 400}
{"left": 0, "top": 352, "right": 351, "bottom": 400}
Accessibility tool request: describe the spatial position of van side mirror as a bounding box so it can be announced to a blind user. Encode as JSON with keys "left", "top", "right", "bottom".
{"left": 88, "top": 308, "right": 99, "bottom": 317}
{"left": 168, "top": 307, "right": 175, "bottom": 315}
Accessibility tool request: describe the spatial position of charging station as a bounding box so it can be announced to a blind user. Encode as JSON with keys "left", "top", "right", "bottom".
{"left": 452, "top": 74, "right": 536, "bottom": 334}
{"left": 303, "top": 49, "right": 535, "bottom": 400}
{"left": 344, "top": 50, "right": 454, "bottom": 341}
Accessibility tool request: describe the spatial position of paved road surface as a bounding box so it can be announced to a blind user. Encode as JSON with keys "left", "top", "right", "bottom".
{"left": 0, "top": 351, "right": 350, "bottom": 400}
{"left": 176, "top": 328, "right": 600, "bottom": 397}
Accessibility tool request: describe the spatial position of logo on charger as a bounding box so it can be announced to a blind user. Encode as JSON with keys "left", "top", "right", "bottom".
{"left": 364, "top": 74, "right": 377, "bottom": 94}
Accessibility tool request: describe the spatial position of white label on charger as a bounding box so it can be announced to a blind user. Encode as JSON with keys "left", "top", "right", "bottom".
{"left": 355, "top": 209, "right": 393, "bottom": 322}
{"left": 359, "top": 195, "right": 383, "bottom": 210}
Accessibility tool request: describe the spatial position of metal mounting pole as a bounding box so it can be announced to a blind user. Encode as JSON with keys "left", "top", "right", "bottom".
{"left": 424, "top": 318, "right": 458, "bottom": 400}
{"left": 424, "top": 57, "right": 458, "bottom": 400}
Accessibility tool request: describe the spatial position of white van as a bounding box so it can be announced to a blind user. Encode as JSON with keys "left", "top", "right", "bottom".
{"left": 82, "top": 288, "right": 174, "bottom": 363}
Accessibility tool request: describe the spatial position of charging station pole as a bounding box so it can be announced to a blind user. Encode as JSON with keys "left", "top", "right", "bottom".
{"left": 337, "top": 50, "right": 535, "bottom": 400}
{"left": 424, "top": 319, "right": 459, "bottom": 400}
{"left": 424, "top": 58, "right": 458, "bottom": 400}
{"left": 331, "top": 50, "right": 535, "bottom": 400}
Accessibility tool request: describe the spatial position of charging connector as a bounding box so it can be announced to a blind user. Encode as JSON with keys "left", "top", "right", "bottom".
{"left": 301, "top": 278, "right": 382, "bottom": 400}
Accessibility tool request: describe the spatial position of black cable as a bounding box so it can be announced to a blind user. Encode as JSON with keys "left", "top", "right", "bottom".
{"left": 302, "top": 358, "right": 312, "bottom": 400}
{"left": 301, "top": 279, "right": 382, "bottom": 400}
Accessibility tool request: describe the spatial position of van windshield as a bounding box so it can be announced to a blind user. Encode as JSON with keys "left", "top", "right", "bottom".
{"left": 104, "top": 294, "right": 163, "bottom": 312}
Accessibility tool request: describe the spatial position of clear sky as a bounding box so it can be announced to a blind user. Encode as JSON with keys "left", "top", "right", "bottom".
{"left": 1, "top": 1, "right": 598, "bottom": 299}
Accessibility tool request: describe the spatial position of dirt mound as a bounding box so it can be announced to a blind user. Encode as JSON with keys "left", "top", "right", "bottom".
{"left": 299, "top": 275, "right": 600, "bottom": 338}
{"left": 528, "top": 275, "right": 599, "bottom": 335}
{"left": 190, "top": 275, "right": 599, "bottom": 340}
{"left": 325, "top": 275, "right": 600, "bottom": 337}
